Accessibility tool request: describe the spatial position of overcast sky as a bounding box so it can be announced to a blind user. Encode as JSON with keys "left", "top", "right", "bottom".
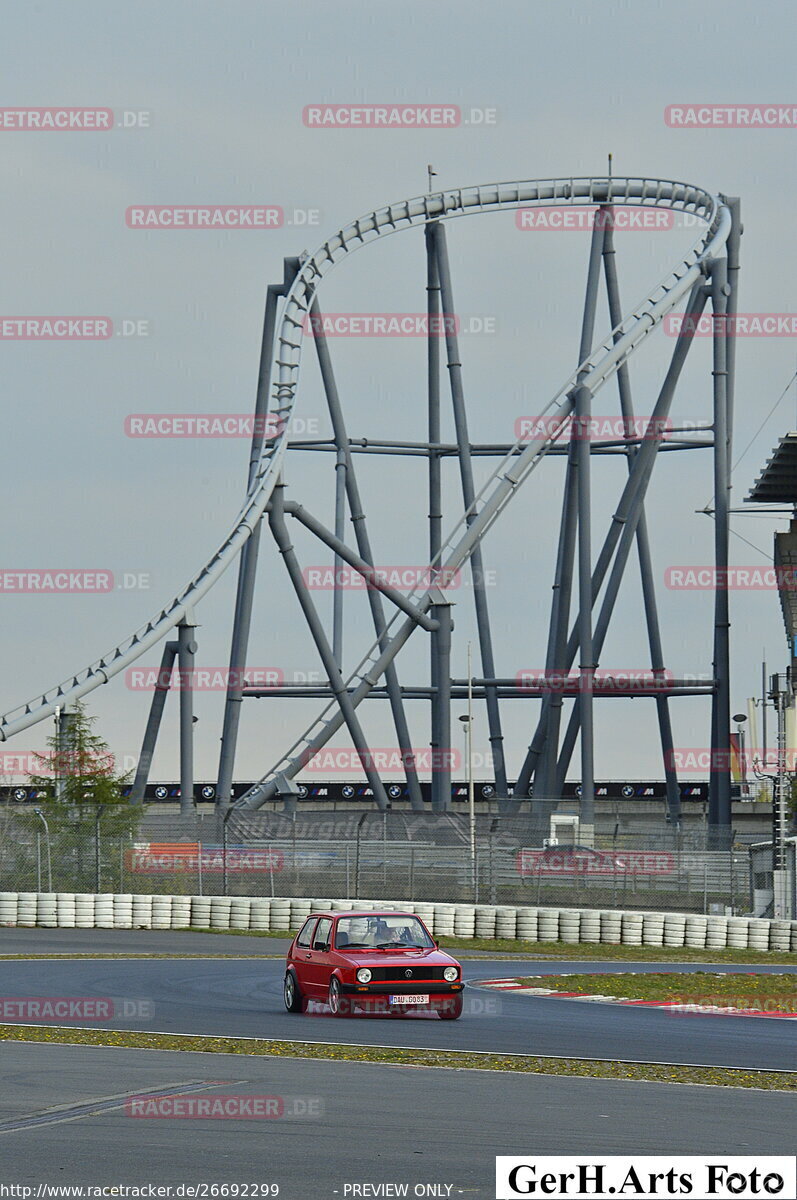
{"left": 2, "top": 0, "right": 797, "bottom": 789}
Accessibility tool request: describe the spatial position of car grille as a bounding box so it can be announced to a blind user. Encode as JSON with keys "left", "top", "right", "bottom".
{"left": 368, "top": 967, "right": 449, "bottom": 982}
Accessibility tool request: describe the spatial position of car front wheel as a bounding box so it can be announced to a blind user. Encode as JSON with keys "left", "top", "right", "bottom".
{"left": 328, "top": 976, "right": 352, "bottom": 1017}
{"left": 438, "top": 994, "right": 463, "bottom": 1020}
{"left": 284, "top": 970, "right": 304, "bottom": 1013}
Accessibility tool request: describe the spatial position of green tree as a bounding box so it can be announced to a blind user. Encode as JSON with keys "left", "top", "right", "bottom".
{"left": 19, "top": 703, "right": 142, "bottom": 890}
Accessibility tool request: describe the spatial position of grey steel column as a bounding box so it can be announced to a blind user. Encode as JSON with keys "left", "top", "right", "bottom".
{"left": 516, "top": 213, "right": 606, "bottom": 802}
{"left": 178, "top": 618, "right": 197, "bottom": 819}
{"left": 574, "top": 383, "right": 595, "bottom": 842}
{"left": 518, "top": 282, "right": 709, "bottom": 794}
{"left": 553, "top": 288, "right": 711, "bottom": 789}
{"left": 217, "top": 260, "right": 299, "bottom": 813}
{"left": 723, "top": 199, "right": 742, "bottom": 463}
{"left": 432, "top": 222, "right": 508, "bottom": 804}
{"left": 602, "top": 216, "right": 681, "bottom": 826}
{"left": 430, "top": 594, "right": 453, "bottom": 811}
{"left": 333, "top": 447, "right": 347, "bottom": 665}
{"left": 709, "top": 257, "right": 732, "bottom": 844}
{"left": 269, "top": 484, "right": 391, "bottom": 811}
{"left": 309, "top": 299, "right": 424, "bottom": 811}
{"left": 130, "top": 640, "right": 179, "bottom": 804}
{"left": 427, "top": 224, "right": 442, "bottom": 813}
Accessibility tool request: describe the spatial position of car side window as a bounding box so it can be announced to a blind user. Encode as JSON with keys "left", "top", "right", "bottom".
{"left": 313, "top": 918, "right": 332, "bottom": 951}
{"left": 296, "top": 918, "right": 316, "bottom": 949}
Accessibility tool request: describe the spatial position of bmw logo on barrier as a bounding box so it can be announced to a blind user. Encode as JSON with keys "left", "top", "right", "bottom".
{"left": 155, "top": 786, "right": 168, "bottom": 799}
{"left": 342, "top": 785, "right": 355, "bottom": 798}
{"left": 201, "top": 786, "right": 215, "bottom": 799}
{"left": 297, "top": 785, "right": 308, "bottom": 798}
{"left": 622, "top": 785, "right": 635, "bottom": 797}
{"left": 481, "top": 784, "right": 495, "bottom": 798}
{"left": 13, "top": 788, "right": 26, "bottom": 801}
{"left": 575, "top": 785, "right": 582, "bottom": 796}
{"left": 388, "top": 785, "right": 402, "bottom": 798}
{"left": 405, "top": 969, "right": 413, "bottom": 978}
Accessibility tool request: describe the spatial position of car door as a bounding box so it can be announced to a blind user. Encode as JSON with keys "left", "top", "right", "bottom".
{"left": 290, "top": 917, "right": 318, "bottom": 994}
{"left": 303, "top": 917, "right": 334, "bottom": 996}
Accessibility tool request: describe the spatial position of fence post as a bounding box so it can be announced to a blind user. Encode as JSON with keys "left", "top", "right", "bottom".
{"left": 268, "top": 844, "right": 275, "bottom": 897}
{"left": 410, "top": 848, "right": 415, "bottom": 901}
{"left": 94, "top": 806, "right": 101, "bottom": 893}
{"left": 345, "top": 843, "right": 350, "bottom": 897}
{"left": 703, "top": 862, "right": 708, "bottom": 914}
{"left": 222, "top": 821, "right": 228, "bottom": 897}
{"left": 36, "top": 832, "right": 41, "bottom": 891}
{"left": 197, "top": 840, "right": 203, "bottom": 896}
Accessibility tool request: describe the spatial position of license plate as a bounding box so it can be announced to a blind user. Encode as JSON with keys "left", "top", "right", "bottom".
{"left": 389, "top": 993, "right": 429, "bottom": 1005}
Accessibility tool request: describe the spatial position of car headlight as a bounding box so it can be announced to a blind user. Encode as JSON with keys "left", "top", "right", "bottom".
{"left": 356, "top": 968, "right": 372, "bottom": 983}
{"left": 443, "top": 966, "right": 459, "bottom": 982}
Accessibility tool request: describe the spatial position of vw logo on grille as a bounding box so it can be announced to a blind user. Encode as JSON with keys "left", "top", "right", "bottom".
{"left": 404, "top": 969, "right": 413, "bottom": 979}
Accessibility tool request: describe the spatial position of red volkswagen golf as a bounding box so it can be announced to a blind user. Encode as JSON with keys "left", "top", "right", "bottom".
{"left": 283, "top": 910, "right": 464, "bottom": 1018}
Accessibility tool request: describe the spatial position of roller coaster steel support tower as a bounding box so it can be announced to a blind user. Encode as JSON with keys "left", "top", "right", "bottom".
{"left": 0, "top": 178, "right": 738, "bottom": 845}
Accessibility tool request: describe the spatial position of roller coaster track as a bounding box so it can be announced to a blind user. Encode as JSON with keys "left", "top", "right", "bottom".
{"left": 0, "top": 178, "right": 731, "bottom": 794}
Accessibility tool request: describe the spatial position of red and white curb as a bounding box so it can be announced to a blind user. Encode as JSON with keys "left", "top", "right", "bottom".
{"left": 474, "top": 978, "right": 797, "bottom": 1019}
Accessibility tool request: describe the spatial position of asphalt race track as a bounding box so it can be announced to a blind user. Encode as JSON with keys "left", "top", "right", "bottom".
{"left": 1, "top": 930, "right": 795, "bottom": 1193}
{"left": 1, "top": 930, "right": 795, "bottom": 1069}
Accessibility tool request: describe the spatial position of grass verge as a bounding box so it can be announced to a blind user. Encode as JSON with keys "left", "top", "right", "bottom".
{"left": 505, "top": 971, "right": 797, "bottom": 1011}
{"left": 0, "top": 1022, "right": 793, "bottom": 1090}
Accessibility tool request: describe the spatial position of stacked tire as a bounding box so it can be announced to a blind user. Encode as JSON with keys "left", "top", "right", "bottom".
{"left": 249, "top": 898, "right": 271, "bottom": 931}
{"left": 111, "top": 894, "right": 132, "bottom": 929}
{"left": 663, "top": 913, "right": 687, "bottom": 947}
{"left": 515, "top": 907, "right": 538, "bottom": 942}
{"left": 190, "top": 896, "right": 212, "bottom": 928}
{"left": 600, "top": 910, "right": 622, "bottom": 945}
{"left": 36, "top": 892, "right": 57, "bottom": 928}
{"left": 642, "top": 912, "right": 665, "bottom": 947}
{"left": 75, "top": 894, "right": 95, "bottom": 928}
{"left": 0, "top": 892, "right": 18, "bottom": 927}
{"left": 494, "top": 906, "right": 517, "bottom": 940}
{"left": 230, "top": 896, "right": 252, "bottom": 930}
{"left": 579, "top": 909, "right": 601, "bottom": 944}
{"left": 151, "top": 895, "right": 173, "bottom": 930}
{"left": 685, "top": 915, "right": 708, "bottom": 949}
{"left": 621, "top": 912, "right": 643, "bottom": 947}
{"left": 537, "top": 908, "right": 560, "bottom": 942}
{"left": 16, "top": 892, "right": 37, "bottom": 928}
{"left": 56, "top": 893, "right": 76, "bottom": 928}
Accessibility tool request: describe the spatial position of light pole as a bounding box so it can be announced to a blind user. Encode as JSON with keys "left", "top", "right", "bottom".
{"left": 732, "top": 713, "right": 748, "bottom": 798}
{"left": 458, "top": 641, "right": 476, "bottom": 901}
{"left": 33, "top": 808, "right": 52, "bottom": 891}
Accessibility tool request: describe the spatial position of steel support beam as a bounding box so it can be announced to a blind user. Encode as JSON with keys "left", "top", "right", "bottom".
{"left": 309, "top": 298, "right": 425, "bottom": 811}
{"left": 601, "top": 215, "right": 681, "bottom": 826}
{"left": 429, "top": 594, "right": 453, "bottom": 811}
{"left": 130, "top": 641, "right": 179, "bottom": 804}
{"left": 709, "top": 256, "right": 733, "bottom": 845}
{"left": 432, "top": 222, "right": 508, "bottom": 805}
{"left": 178, "top": 617, "right": 197, "bottom": 819}
{"left": 333, "top": 447, "right": 347, "bottom": 665}
{"left": 268, "top": 484, "right": 391, "bottom": 811}
{"left": 216, "top": 259, "right": 299, "bottom": 813}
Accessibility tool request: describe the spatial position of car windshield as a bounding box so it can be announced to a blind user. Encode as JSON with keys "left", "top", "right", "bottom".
{"left": 334, "top": 915, "right": 434, "bottom": 950}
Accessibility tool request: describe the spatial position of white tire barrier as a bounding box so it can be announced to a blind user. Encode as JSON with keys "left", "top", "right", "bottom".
{"left": 0, "top": 889, "right": 790, "bottom": 950}
{"left": 111, "top": 894, "right": 132, "bottom": 929}
{"left": 494, "top": 906, "right": 517, "bottom": 939}
{"left": 36, "top": 892, "right": 57, "bottom": 928}
{"left": 190, "top": 896, "right": 212, "bottom": 927}
{"left": 269, "top": 899, "right": 291, "bottom": 931}
{"left": 600, "top": 911, "right": 622, "bottom": 945}
{"left": 537, "top": 909, "right": 560, "bottom": 942}
{"left": 580, "top": 909, "right": 602, "bottom": 944}
{"left": 131, "top": 894, "right": 153, "bottom": 929}
{"left": 209, "top": 897, "right": 232, "bottom": 930}
{"left": 0, "top": 892, "right": 18, "bottom": 926}
{"left": 151, "top": 896, "right": 173, "bottom": 930}
{"left": 621, "top": 912, "right": 644, "bottom": 946}
{"left": 249, "top": 898, "right": 271, "bottom": 930}
{"left": 515, "top": 907, "right": 538, "bottom": 941}
{"left": 16, "top": 892, "right": 38, "bottom": 928}
{"left": 289, "top": 899, "right": 312, "bottom": 929}
{"left": 727, "top": 917, "right": 750, "bottom": 949}
{"left": 559, "top": 910, "right": 581, "bottom": 944}
{"left": 685, "top": 914, "right": 708, "bottom": 949}
{"left": 454, "top": 904, "right": 476, "bottom": 937}
{"left": 664, "top": 913, "right": 687, "bottom": 947}
{"left": 230, "top": 897, "right": 252, "bottom": 930}
{"left": 170, "top": 897, "right": 192, "bottom": 928}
